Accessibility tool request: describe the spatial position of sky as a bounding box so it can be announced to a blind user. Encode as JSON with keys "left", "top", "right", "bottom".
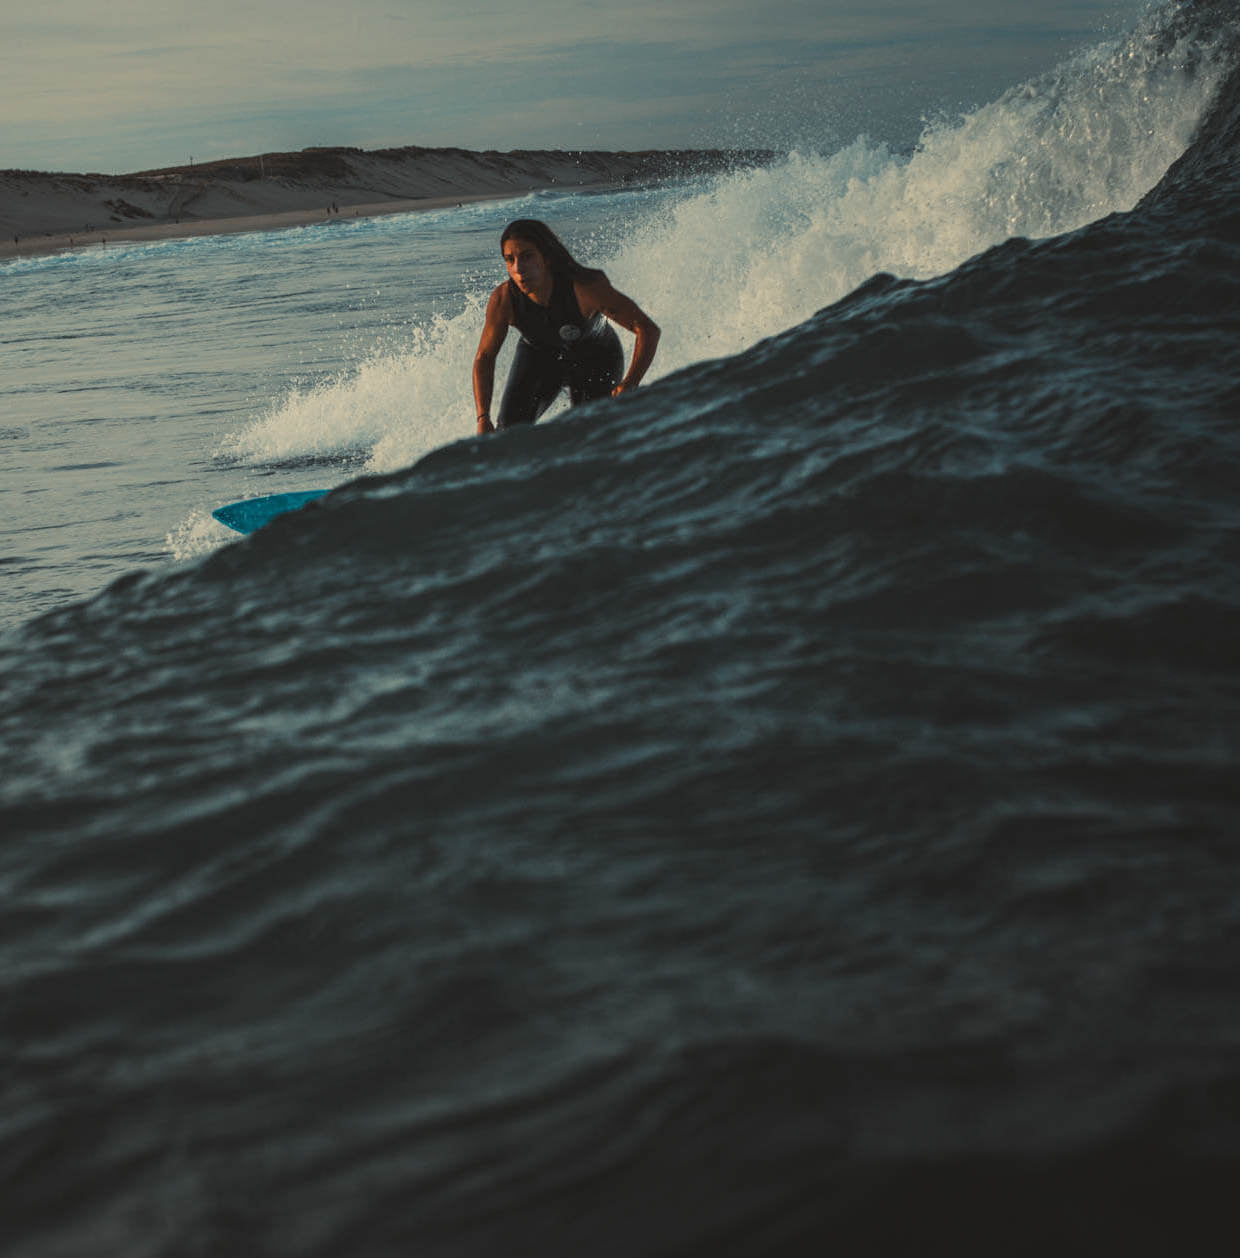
{"left": 3, "top": 0, "right": 1155, "bottom": 174}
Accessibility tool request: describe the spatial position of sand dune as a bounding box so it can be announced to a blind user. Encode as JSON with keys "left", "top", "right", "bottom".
{"left": 1, "top": 145, "right": 768, "bottom": 258}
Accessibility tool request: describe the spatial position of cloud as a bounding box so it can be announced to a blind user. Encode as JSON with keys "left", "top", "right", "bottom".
{"left": 1, "top": 0, "right": 1146, "bottom": 172}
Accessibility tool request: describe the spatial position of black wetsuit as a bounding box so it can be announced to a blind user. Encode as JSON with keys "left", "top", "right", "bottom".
{"left": 497, "top": 274, "right": 624, "bottom": 428}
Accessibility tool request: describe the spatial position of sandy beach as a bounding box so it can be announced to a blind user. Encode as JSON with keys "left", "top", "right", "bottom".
{"left": 0, "top": 145, "right": 767, "bottom": 259}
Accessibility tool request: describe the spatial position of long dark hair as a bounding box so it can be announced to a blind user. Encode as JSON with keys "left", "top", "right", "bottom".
{"left": 500, "top": 219, "right": 604, "bottom": 283}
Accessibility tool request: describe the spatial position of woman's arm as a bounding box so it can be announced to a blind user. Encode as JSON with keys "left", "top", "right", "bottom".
{"left": 576, "top": 275, "right": 661, "bottom": 396}
{"left": 472, "top": 285, "right": 511, "bottom": 434}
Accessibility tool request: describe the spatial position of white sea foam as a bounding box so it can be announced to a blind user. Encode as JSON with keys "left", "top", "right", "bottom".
{"left": 608, "top": 14, "right": 1224, "bottom": 376}
{"left": 217, "top": 306, "right": 486, "bottom": 469}
{"left": 165, "top": 507, "right": 234, "bottom": 563}
{"left": 216, "top": 8, "right": 1222, "bottom": 480}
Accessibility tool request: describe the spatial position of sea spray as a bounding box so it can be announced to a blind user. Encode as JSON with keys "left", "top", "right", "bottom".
{"left": 607, "top": 6, "right": 1226, "bottom": 371}
{"left": 214, "top": 5, "right": 1226, "bottom": 481}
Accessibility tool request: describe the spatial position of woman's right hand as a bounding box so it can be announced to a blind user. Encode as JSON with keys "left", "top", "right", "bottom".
{"left": 472, "top": 284, "right": 510, "bottom": 434}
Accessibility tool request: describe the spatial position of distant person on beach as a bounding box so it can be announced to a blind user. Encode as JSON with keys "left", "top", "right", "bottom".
{"left": 472, "top": 219, "right": 660, "bottom": 435}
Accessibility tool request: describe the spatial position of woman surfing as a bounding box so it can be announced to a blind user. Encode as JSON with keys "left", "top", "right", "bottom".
{"left": 472, "top": 219, "right": 660, "bottom": 435}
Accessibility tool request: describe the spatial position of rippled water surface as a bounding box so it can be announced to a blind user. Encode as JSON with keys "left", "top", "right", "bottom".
{"left": 3, "top": 4, "right": 1240, "bottom": 1254}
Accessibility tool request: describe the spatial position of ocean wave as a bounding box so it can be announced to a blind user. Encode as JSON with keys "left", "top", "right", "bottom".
{"left": 4, "top": 3, "right": 1240, "bottom": 1253}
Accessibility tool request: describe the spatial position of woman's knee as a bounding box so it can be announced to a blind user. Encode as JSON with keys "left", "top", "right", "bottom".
{"left": 499, "top": 344, "right": 563, "bottom": 426}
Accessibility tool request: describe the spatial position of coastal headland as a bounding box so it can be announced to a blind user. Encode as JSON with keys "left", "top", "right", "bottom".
{"left": 1, "top": 145, "right": 770, "bottom": 258}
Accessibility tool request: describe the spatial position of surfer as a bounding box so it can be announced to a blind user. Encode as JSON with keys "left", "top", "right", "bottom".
{"left": 472, "top": 219, "right": 660, "bottom": 434}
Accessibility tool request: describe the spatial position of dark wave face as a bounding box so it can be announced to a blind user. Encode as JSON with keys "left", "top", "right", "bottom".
{"left": 3, "top": 3, "right": 1240, "bottom": 1254}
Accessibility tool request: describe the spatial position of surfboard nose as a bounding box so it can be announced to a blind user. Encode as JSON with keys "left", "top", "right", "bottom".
{"left": 212, "top": 490, "right": 329, "bottom": 534}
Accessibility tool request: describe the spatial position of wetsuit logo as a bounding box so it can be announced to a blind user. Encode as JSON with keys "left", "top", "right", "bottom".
{"left": 559, "top": 324, "right": 582, "bottom": 344}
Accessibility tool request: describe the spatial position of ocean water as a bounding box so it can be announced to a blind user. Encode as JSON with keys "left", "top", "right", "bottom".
{"left": 3, "top": 1, "right": 1240, "bottom": 1252}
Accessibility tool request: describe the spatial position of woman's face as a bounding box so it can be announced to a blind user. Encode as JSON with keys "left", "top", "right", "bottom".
{"left": 503, "top": 238, "right": 549, "bottom": 299}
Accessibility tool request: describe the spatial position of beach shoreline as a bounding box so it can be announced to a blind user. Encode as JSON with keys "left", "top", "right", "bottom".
{"left": 0, "top": 191, "right": 539, "bottom": 259}
{"left": 1, "top": 144, "right": 770, "bottom": 260}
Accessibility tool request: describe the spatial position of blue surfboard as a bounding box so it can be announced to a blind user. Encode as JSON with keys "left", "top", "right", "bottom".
{"left": 212, "top": 490, "right": 329, "bottom": 534}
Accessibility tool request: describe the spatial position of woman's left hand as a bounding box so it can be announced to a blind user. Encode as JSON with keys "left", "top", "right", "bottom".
{"left": 576, "top": 275, "right": 660, "bottom": 397}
